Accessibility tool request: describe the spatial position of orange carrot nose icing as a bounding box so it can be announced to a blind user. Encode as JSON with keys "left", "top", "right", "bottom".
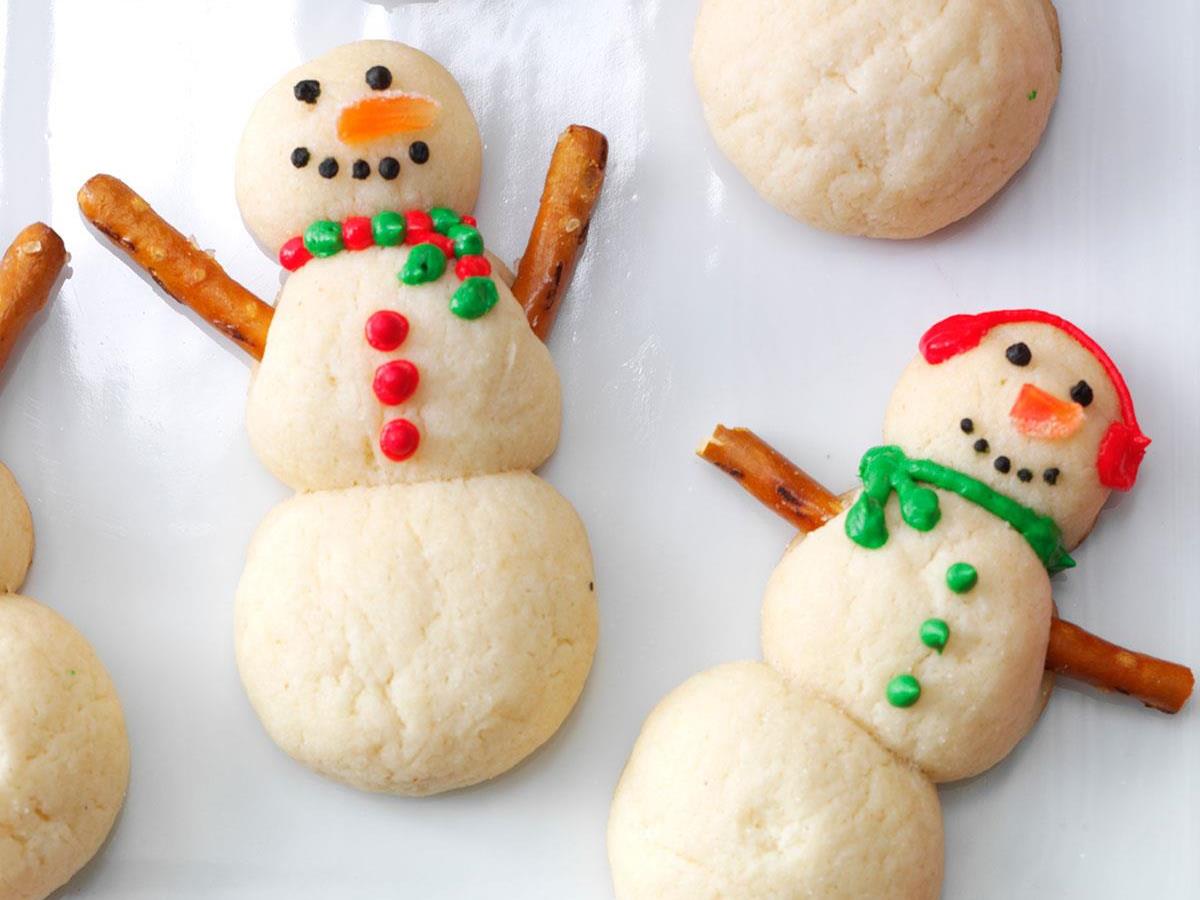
{"left": 337, "top": 94, "right": 440, "bottom": 145}
{"left": 1010, "top": 383, "right": 1085, "bottom": 439}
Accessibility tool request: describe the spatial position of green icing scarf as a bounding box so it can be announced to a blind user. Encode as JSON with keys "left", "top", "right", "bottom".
{"left": 845, "top": 446, "right": 1075, "bottom": 575}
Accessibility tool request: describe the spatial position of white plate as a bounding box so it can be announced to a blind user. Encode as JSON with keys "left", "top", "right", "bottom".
{"left": 0, "top": 0, "right": 1196, "bottom": 896}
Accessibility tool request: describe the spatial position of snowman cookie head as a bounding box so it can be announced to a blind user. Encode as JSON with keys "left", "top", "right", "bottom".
{"left": 883, "top": 311, "right": 1149, "bottom": 549}
{"left": 0, "top": 462, "right": 33, "bottom": 593}
{"left": 236, "top": 40, "right": 483, "bottom": 255}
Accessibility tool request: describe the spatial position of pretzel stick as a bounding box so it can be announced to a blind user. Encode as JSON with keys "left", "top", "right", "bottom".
{"left": 0, "top": 223, "right": 66, "bottom": 373}
{"left": 1046, "top": 619, "right": 1194, "bottom": 714}
{"left": 699, "top": 424, "right": 1195, "bottom": 714}
{"left": 78, "top": 174, "right": 273, "bottom": 360}
{"left": 513, "top": 125, "right": 608, "bottom": 341}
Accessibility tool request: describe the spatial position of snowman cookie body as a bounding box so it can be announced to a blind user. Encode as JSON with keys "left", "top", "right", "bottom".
{"left": 232, "top": 42, "right": 597, "bottom": 794}
{"left": 610, "top": 311, "right": 1148, "bottom": 897}
{"left": 0, "top": 462, "right": 128, "bottom": 900}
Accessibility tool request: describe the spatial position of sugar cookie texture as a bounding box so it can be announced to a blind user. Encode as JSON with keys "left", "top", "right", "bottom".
{"left": 234, "top": 38, "right": 596, "bottom": 796}
{"left": 763, "top": 492, "right": 1052, "bottom": 782}
{"left": 608, "top": 663, "right": 943, "bottom": 900}
{"left": 0, "top": 462, "right": 33, "bottom": 593}
{"left": 0, "top": 595, "right": 130, "bottom": 900}
{"left": 236, "top": 473, "right": 596, "bottom": 795}
{"left": 610, "top": 312, "right": 1140, "bottom": 897}
{"left": 692, "top": 0, "right": 1062, "bottom": 238}
{"left": 885, "top": 322, "right": 1121, "bottom": 550}
{"left": 236, "top": 40, "right": 483, "bottom": 254}
{"left": 246, "top": 247, "right": 560, "bottom": 492}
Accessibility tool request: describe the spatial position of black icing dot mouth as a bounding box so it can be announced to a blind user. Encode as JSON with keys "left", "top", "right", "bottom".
{"left": 963, "top": 418, "right": 1060, "bottom": 487}
{"left": 294, "top": 154, "right": 410, "bottom": 181}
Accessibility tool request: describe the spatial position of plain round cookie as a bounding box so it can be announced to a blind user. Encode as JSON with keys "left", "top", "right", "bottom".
{"left": 0, "top": 595, "right": 130, "bottom": 900}
{"left": 0, "top": 462, "right": 33, "bottom": 593}
{"left": 884, "top": 322, "right": 1126, "bottom": 550}
{"left": 246, "top": 246, "right": 560, "bottom": 492}
{"left": 235, "top": 471, "right": 597, "bottom": 795}
{"left": 236, "top": 40, "right": 482, "bottom": 254}
{"left": 763, "top": 491, "right": 1052, "bottom": 782}
{"left": 608, "top": 662, "right": 943, "bottom": 900}
{"left": 692, "top": 0, "right": 1062, "bottom": 238}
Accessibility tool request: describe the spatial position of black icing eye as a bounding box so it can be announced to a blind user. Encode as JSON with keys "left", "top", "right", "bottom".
{"left": 318, "top": 157, "right": 339, "bottom": 179}
{"left": 1005, "top": 342, "right": 1032, "bottom": 366}
{"left": 379, "top": 157, "right": 401, "bottom": 180}
{"left": 1070, "top": 380, "right": 1094, "bottom": 407}
{"left": 352, "top": 160, "right": 370, "bottom": 180}
{"left": 366, "top": 66, "right": 393, "bottom": 90}
{"left": 409, "top": 141, "right": 430, "bottom": 165}
{"left": 294, "top": 79, "right": 321, "bottom": 104}
{"left": 291, "top": 147, "right": 310, "bottom": 168}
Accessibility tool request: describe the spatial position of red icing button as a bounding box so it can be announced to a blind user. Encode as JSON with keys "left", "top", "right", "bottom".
{"left": 455, "top": 254, "right": 492, "bottom": 279}
{"left": 405, "top": 209, "right": 434, "bottom": 233}
{"left": 461, "top": 214, "right": 477, "bottom": 227}
{"left": 380, "top": 418, "right": 420, "bottom": 461}
{"left": 279, "top": 236, "right": 312, "bottom": 271}
{"left": 365, "top": 310, "right": 409, "bottom": 351}
{"left": 425, "top": 232, "right": 456, "bottom": 258}
{"left": 342, "top": 216, "right": 373, "bottom": 251}
{"left": 373, "top": 360, "right": 419, "bottom": 405}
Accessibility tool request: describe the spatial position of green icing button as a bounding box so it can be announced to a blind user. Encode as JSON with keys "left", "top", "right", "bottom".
{"left": 372, "top": 210, "right": 406, "bottom": 246}
{"left": 946, "top": 562, "right": 978, "bottom": 594}
{"left": 303, "top": 219, "right": 343, "bottom": 257}
{"left": 886, "top": 674, "right": 921, "bottom": 708}
{"left": 448, "top": 223, "right": 484, "bottom": 257}
{"left": 430, "top": 206, "right": 462, "bottom": 235}
{"left": 450, "top": 276, "right": 499, "bottom": 320}
{"left": 920, "top": 618, "right": 950, "bottom": 653}
{"left": 400, "top": 243, "right": 447, "bottom": 285}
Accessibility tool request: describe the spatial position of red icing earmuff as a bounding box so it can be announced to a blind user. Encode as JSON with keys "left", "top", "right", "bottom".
{"left": 919, "top": 310, "right": 1150, "bottom": 491}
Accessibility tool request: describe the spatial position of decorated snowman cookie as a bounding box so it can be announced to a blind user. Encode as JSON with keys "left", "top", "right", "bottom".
{"left": 610, "top": 310, "right": 1153, "bottom": 898}
{"left": 0, "top": 225, "right": 130, "bottom": 900}
{"left": 82, "top": 40, "right": 604, "bottom": 796}
{"left": 693, "top": 0, "right": 1062, "bottom": 238}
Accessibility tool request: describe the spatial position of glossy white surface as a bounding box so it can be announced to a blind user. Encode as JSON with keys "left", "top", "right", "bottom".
{"left": 0, "top": 0, "right": 1196, "bottom": 896}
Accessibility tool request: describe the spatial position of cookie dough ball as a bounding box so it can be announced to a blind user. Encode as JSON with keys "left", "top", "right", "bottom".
{"left": 692, "top": 0, "right": 1061, "bottom": 238}
{"left": 608, "top": 662, "right": 943, "bottom": 900}
{"left": 235, "top": 471, "right": 597, "bottom": 795}
{"left": 236, "top": 40, "right": 482, "bottom": 254}
{"left": 246, "top": 246, "right": 560, "bottom": 492}
{"left": 763, "top": 492, "right": 1052, "bottom": 782}
{"left": 0, "top": 595, "right": 130, "bottom": 900}
{"left": 0, "top": 462, "right": 33, "bottom": 593}
{"left": 885, "top": 321, "right": 1128, "bottom": 549}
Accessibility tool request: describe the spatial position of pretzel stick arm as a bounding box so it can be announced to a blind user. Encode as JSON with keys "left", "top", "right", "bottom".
{"left": 698, "top": 424, "right": 1194, "bottom": 713}
{"left": 0, "top": 223, "right": 67, "bottom": 373}
{"left": 513, "top": 125, "right": 608, "bottom": 341}
{"left": 698, "top": 425, "right": 844, "bottom": 532}
{"left": 1046, "top": 618, "right": 1193, "bottom": 714}
{"left": 78, "top": 174, "right": 274, "bottom": 360}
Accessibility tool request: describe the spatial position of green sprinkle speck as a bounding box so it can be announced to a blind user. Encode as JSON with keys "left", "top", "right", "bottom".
{"left": 1027, "top": 89, "right": 1038, "bottom": 101}
{"left": 946, "top": 562, "right": 978, "bottom": 594}
{"left": 68, "top": 669, "right": 77, "bottom": 676}
{"left": 887, "top": 674, "right": 922, "bottom": 708}
{"left": 920, "top": 619, "right": 950, "bottom": 654}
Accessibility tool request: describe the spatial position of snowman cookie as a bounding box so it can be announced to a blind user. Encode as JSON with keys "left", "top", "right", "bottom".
{"left": 0, "top": 224, "right": 130, "bottom": 900}
{"left": 610, "top": 310, "right": 1166, "bottom": 897}
{"left": 692, "top": 0, "right": 1062, "bottom": 238}
{"left": 81, "top": 41, "right": 606, "bottom": 796}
